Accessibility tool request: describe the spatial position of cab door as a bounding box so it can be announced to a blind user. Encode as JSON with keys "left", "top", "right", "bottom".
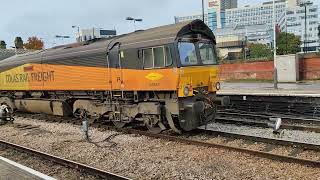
{"left": 110, "top": 45, "right": 124, "bottom": 91}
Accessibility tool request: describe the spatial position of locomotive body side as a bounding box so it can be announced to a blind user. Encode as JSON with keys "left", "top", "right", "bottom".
{"left": 0, "top": 20, "right": 223, "bottom": 133}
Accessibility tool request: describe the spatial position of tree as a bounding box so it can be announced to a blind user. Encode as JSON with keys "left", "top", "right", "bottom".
{"left": 14, "top": 37, "right": 24, "bottom": 49}
{"left": 24, "top": 36, "right": 44, "bottom": 50}
{"left": 277, "top": 32, "right": 301, "bottom": 55}
{"left": 247, "top": 43, "right": 273, "bottom": 59}
{"left": 0, "top": 41, "right": 6, "bottom": 49}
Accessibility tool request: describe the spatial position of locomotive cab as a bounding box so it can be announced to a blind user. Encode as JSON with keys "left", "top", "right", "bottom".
{"left": 174, "top": 35, "right": 221, "bottom": 131}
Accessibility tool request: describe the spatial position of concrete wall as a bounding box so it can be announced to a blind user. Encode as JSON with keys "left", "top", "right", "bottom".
{"left": 220, "top": 54, "right": 320, "bottom": 81}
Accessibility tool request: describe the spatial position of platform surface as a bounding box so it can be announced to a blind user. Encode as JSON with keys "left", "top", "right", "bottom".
{"left": 218, "top": 82, "right": 320, "bottom": 97}
{"left": 0, "top": 156, "right": 55, "bottom": 180}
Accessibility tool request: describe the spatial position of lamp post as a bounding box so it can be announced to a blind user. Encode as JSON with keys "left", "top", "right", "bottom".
{"left": 72, "top": 26, "right": 81, "bottom": 42}
{"left": 202, "top": 0, "right": 205, "bottom": 22}
{"left": 126, "top": 17, "right": 143, "bottom": 31}
{"left": 273, "top": 0, "right": 278, "bottom": 89}
{"left": 300, "top": 1, "right": 313, "bottom": 53}
{"left": 55, "top": 35, "right": 70, "bottom": 45}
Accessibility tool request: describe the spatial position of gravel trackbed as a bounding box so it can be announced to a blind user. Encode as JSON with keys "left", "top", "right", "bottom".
{"left": 1, "top": 117, "right": 319, "bottom": 180}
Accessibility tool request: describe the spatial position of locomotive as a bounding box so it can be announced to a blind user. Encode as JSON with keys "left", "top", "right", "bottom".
{"left": 0, "top": 20, "right": 226, "bottom": 133}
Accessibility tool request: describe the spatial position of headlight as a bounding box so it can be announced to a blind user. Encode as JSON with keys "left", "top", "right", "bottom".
{"left": 184, "top": 87, "right": 189, "bottom": 96}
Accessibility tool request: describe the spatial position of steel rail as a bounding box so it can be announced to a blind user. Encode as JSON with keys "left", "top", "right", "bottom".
{"left": 217, "top": 110, "right": 320, "bottom": 125}
{"left": 12, "top": 113, "right": 320, "bottom": 167}
{"left": 194, "top": 129, "right": 320, "bottom": 151}
{"left": 120, "top": 129, "right": 320, "bottom": 167}
{"left": 215, "top": 116, "right": 320, "bottom": 133}
{"left": 0, "top": 140, "right": 131, "bottom": 180}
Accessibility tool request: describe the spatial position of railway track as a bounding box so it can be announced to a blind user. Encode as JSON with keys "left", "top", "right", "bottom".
{"left": 216, "top": 110, "right": 320, "bottom": 133}
{"left": 10, "top": 113, "right": 320, "bottom": 168}
{"left": 218, "top": 95, "right": 320, "bottom": 118}
{"left": 0, "top": 140, "right": 131, "bottom": 180}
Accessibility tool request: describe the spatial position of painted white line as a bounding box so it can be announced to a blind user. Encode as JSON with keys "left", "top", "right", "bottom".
{"left": 0, "top": 156, "right": 56, "bottom": 180}
{"left": 218, "top": 91, "right": 320, "bottom": 97}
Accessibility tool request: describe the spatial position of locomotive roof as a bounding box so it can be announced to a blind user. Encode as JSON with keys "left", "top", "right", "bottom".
{"left": 0, "top": 20, "right": 215, "bottom": 72}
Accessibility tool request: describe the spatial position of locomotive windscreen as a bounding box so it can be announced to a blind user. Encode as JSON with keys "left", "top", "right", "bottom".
{"left": 178, "top": 40, "right": 218, "bottom": 66}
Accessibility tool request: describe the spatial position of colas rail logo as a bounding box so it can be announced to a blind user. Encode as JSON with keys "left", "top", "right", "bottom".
{"left": 145, "top": 73, "right": 164, "bottom": 81}
{"left": 5, "top": 65, "right": 55, "bottom": 83}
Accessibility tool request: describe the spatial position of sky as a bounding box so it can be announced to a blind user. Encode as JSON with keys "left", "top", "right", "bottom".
{"left": 1, "top": 0, "right": 319, "bottom": 48}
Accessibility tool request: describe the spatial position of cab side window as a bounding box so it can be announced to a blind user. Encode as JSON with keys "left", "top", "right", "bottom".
{"left": 154, "top": 47, "right": 165, "bottom": 68}
{"left": 143, "top": 46, "right": 172, "bottom": 69}
{"left": 165, "top": 46, "right": 173, "bottom": 66}
{"left": 143, "top": 48, "right": 153, "bottom": 69}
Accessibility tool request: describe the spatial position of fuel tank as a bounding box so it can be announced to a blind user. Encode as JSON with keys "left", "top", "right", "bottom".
{"left": 14, "top": 99, "right": 72, "bottom": 116}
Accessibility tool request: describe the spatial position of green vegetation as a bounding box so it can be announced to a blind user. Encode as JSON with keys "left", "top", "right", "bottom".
{"left": 14, "top": 37, "right": 23, "bottom": 49}
{"left": 277, "top": 32, "right": 301, "bottom": 55}
{"left": 247, "top": 43, "right": 273, "bottom": 59}
{"left": 242, "top": 32, "right": 301, "bottom": 61}
{"left": 24, "top": 36, "right": 44, "bottom": 50}
{"left": 0, "top": 41, "right": 6, "bottom": 49}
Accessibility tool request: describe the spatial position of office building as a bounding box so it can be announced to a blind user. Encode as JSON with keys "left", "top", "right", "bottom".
{"left": 278, "top": 3, "right": 319, "bottom": 51}
{"left": 175, "top": 0, "right": 237, "bottom": 30}
{"left": 287, "top": 0, "right": 300, "bottom": 7}
{"left": 225, "top": 0, "right": 286, "bottom": 28}
{"left": 215, "top": 24, "right": 273, "bottom": 58}
{"left": 175, "top": 0, "right": 319, "bottom": 52}
{"left": 221, "top": 0, "right": 237, "bottom": 9}
{"left": 174, "top": 13, "right": 208, "bottom": 25}
{"left": 208, "top": 0, "right": 238, "bottom": 30}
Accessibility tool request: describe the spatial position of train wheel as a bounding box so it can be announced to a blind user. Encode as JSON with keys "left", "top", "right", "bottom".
{"left": 112, "top": 121, "right": 127, "bottom": 128}
{"left": 144, "top": 115, "right": 164, "bottom": 134}
{"left": 112, "top": 112, "right": 127, "bottom": 128}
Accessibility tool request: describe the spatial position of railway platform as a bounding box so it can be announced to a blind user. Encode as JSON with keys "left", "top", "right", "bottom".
{"left": 0, "top": 156, "right": 55, "bottom": 180}
{"left": 218, "top": 82, "right": 320, "bottom": 97}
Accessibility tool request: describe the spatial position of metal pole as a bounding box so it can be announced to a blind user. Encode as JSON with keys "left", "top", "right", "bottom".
{"left": 273, "top": 0, "right": 278, "bottom": 89}
{"left": 77, "top": 27, "right": 80, "bottom": 42}
{"left": 244, "top": 27, "right": 248, "bottom": 60}
{"left": 92, "top": 27, "right": 95, "bottom": 39}
{"left": 202, "top": 0, "right": 205, "bottom": 22}
{"left": 304, "top": 5, "right": 307, "bottom": 53}
{"left": 285, "top": 4, "right": 288, "bottom": 54}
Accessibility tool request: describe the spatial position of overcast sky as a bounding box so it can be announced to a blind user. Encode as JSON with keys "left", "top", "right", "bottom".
{"left": 1, "top": 0, "right": 319, "bottom": 48}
